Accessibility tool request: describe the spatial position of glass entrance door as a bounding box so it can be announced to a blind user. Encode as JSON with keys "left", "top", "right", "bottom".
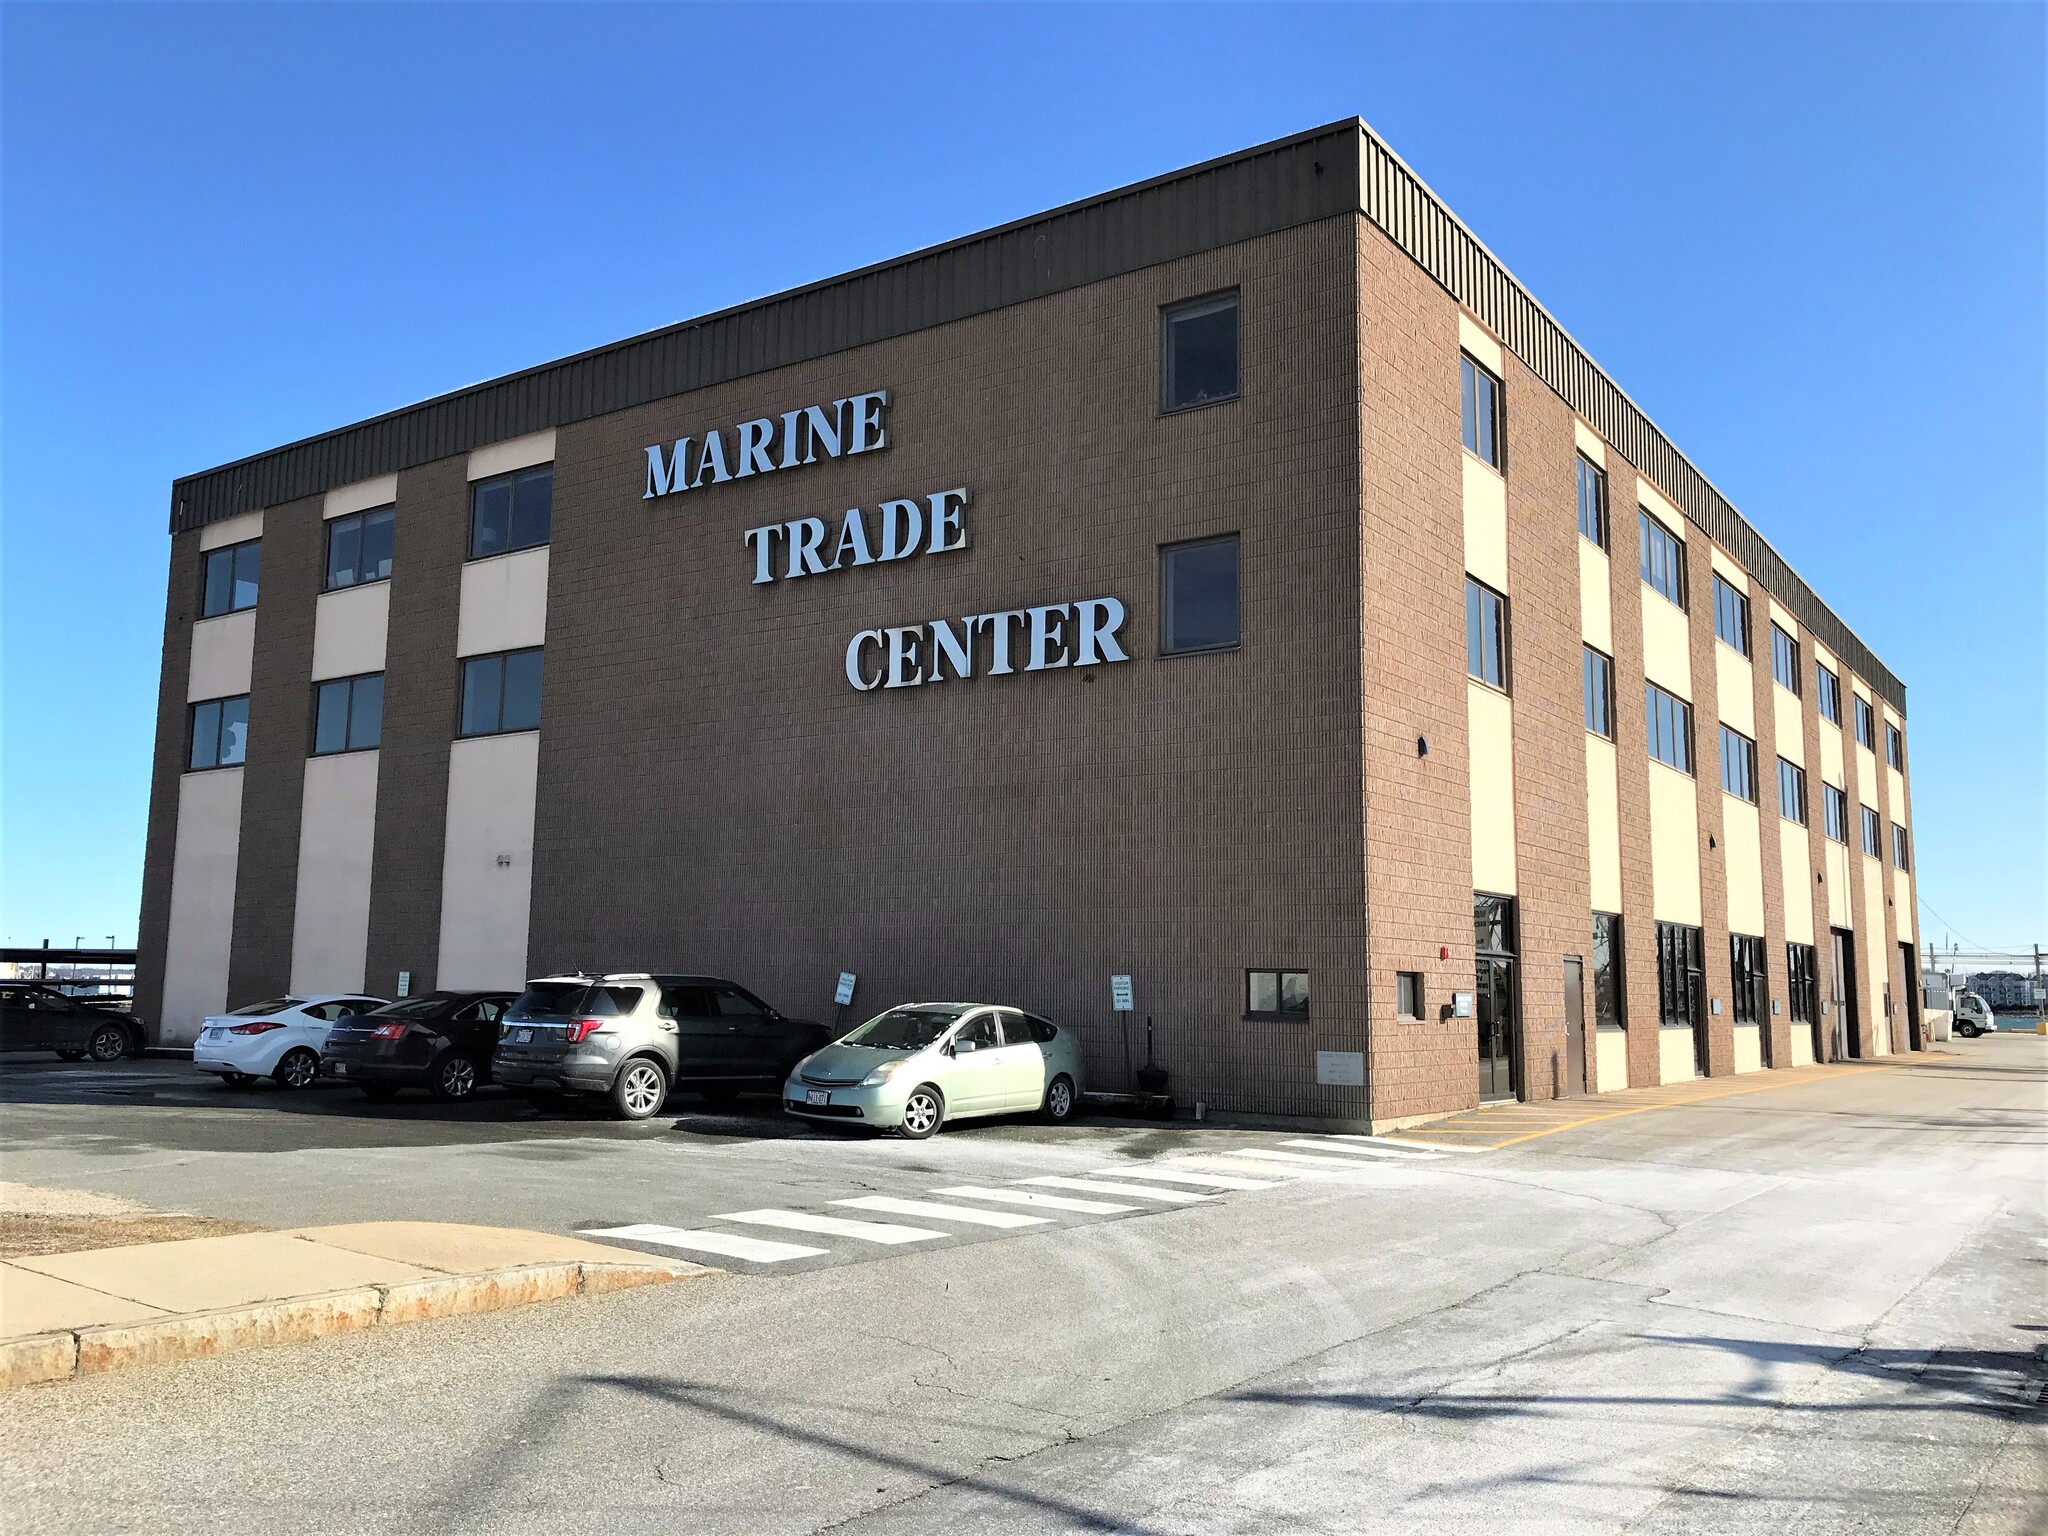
{"left": 1831, "top": 928, "right": 1860, "bottom": 1059}
{"left": 1477, "top": 957, "right": 1517, "bottom": 1101}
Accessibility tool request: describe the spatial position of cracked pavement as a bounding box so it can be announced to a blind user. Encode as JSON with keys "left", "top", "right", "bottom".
{"left": 3, "top": 1034, "right": 2042, "bottom": 1533}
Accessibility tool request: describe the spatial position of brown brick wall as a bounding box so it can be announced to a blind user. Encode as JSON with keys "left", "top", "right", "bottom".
{"left": 1839, "top": 685, "right": 1883, "bottom": 1054}
{"left": 1684, "top": 536, "right": 1733, "bottom": 1076}
{"left": 1604, "top": 464, "right": 1665, "bottom": 1087}
{"left": 1798, "top": 643, "right": 1843, "bottom": 1060}
{"left": 362, "top": 457, "right": 471, "bottom": 997}
{"left": 1502, "top": 361, "right": 1590, "bottom": 1101}
{"left": 225, "top": 494, "right": 322, "bottom": 1004}
{"left": 1746, "top": 591, "right": 1793, "bottom": 1068}
{"left": 133, "top": 536, "right": 201, "bottom": 1039}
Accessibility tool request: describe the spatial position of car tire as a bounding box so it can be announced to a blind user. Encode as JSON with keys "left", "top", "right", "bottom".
{"left": 898, "top": 1085, "right": 944, "bottom": 1140}
{"left": 358, "top": 1082, "right": 402, "bottom": 1102}
{"left": 1041, "top": 1074, "right": 1077, "bottom": 1125}
{"left": 222, "top": 1072, "right": 256, "bottom": 1090}
{"left": 57, "top": 1049, "right": 87, "bottom": 1061}
{"left": 429, "top": 1053, "right": 481, "bottom": 1103}
{"left": 273, "top": 1048, "right": 320, "bottom": 1090}
{"left": 610, "top": 1058, "right": 669, "bottom": 1121}
{"left": 87, "top": 1024, "right": 130, "bottom": 1063}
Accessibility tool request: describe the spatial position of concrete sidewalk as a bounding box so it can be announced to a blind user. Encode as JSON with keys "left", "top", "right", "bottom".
{"left": 1, "top": 1221, "right": 711, "bottom": 1389}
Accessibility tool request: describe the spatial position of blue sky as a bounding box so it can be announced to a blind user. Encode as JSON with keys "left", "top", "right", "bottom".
{"left": 3, "top": 3, "right": 2042, "bottom": 953}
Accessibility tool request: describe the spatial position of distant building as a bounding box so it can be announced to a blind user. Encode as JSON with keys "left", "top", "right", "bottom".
{"left": 1964, "top": 971, "right": 2034, "bottom": 1010}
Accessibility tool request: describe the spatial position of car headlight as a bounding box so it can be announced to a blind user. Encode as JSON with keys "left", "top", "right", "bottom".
{"left": 860, "top": 1061, "right": 908, "bottom": 1088}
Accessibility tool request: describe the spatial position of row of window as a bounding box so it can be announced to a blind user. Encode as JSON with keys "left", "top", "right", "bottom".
{"left": 196, "top": 468, "right": 555, "bottom": 618}
{"left": 1600, "top": 917, "right": 1825, "bottom": 1031}
{"left": 185, "top": 648, "right": 545, "bottom": 770}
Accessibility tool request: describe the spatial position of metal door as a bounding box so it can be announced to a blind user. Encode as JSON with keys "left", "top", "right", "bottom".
{"left": 1561, "top": 957, "right": 1587, "bottom": 1098}
{"left": 1477, "top": 958, "right": 1517, "bottom": 1101}
{"left": 1831, "top": 929, "right": 1860, "bottom": 1059}
{"left": 1899, "top": 944, "right": 1923, "bottom": 1051}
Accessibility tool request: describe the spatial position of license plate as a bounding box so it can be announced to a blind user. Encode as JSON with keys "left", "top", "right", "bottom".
{"left": 806, "top": 1089, "right": 828, "bottom": 1106}
{"left": 512, "top": 1028, "right": 532, "bottom": 1044}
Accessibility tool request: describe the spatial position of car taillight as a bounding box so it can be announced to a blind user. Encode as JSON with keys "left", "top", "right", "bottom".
{"left": 228, "top": 1021, "right": 285, "bottom": 1035}
{"left": 370, "top": 1023, "right": 407, "bottom": 1040}
{"left": 563, "top": 1017, "right": 604, "bottom": 1044}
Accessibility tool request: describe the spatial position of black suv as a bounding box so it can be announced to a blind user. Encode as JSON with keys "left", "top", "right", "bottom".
{"left": 0, "top": 984, "right": 142, "bottom": 1061}
{"left": 322, "top": 991, "right": 518, "bottom": 1102}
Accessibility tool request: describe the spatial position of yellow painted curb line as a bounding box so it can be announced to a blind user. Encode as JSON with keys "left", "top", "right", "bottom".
{"left": 1385, "top": 1063, "right": 1891, "bottom": 1152}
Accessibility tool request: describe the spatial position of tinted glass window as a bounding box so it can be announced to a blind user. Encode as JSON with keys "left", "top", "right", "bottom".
{"left": 1824, "top": 784, "right": 1849, "bottom": 842}
{"left": 1028, "top": 1016, "right": 1058, "bottom": 1043}
{"left": 190, "top": 695, "right": 250, "bottom": 771}
{"left": 509, "top": 982, "right": 590, "bottom": 1018}
{"left": 348, "top": 674, "right": 383, "bottom": 749}
{"left": 1576, "top": 456, "right": 1607, "bottom": 546}
{"left": 1474, "top": 894, "right": 1516, "bottom": 954}
{"left": 1886, "top": 724, "right": 1904, "bottom": 769}
{"left": 1460, "top": 354, "right": 1501, "bottom": 468}
{"left": 1778, "top": 758, "right": 1807, "bottom": 824}
{"left": 471, "top": 479, "right": 513, "bottom": 560}
{"left": 220, "top": 696, "right": 248, "bottom": 766}
{"left": 189, "top": 699, "right": 221, "bottom": 771}
{"left": 202, "top": 541, "right": 261, "bottom": 617}
{"left": 229, "top": 997, "right": 301, "bottom": 1016}
{"left": 314, "top": 674, "right": 382, "bottom": 754}
{"left": 1862, "top": 806, "right": 1881, "bottom": 856}
{"left": 1592, "top": 913, "right": 1624, "bottom": 1029}
{"left": 1771, "top": 625, "right": 1801, "bottom": 693}
{"left": 1719, "top": 725, "right": 1757, "bottom": 803}
{"left": 714, "top": 988, "right": 769, "bottom": 1019}
{"left": 510, "top": 471, "right": 553, "bottom": 550}
{"left": 1396, "top": 972, "right": 1423, "bottom": 1018}
{"left": 459, "top": 648, "right": 544, "bottom": 737}
{"left": 1466, "top": 579, "right": 1508, "bottom": 690}
{"left": 661, "top": 985, "right": 718, "bottom": 1019}
{"left": 1713, "top": 576, "right": 1750, "bottom": 655}
{"left": 368, "top": 995, "right": 454, "bottom": 1021}
{"left": 460, "top": 655, "right": 503, "bottom": 736}
{"left": 1646, "top": 683, "right": 1692, "bottom": 773}
{"left": 314, "top": 681, "right": 350, "bottom": 755}
{"left": 594, "top": 986, "right": 643, "bottom": 1016}
{"left": 843, "top": 1006, "right": 969, "bottom": 1049}
{"left": 501, "top": 649, "right": 544, "bottom": 731}
{"left": 953, "top": 1013, "right": 1000, "bottom": 1049}
{"left": 1639, "top": 512, "right": 1686, "bottom": 607}
{"left": 1854, "top": 697, "right": 1876, "bottom": 749}
{"left": 1816, "top": 665, "right": 1841, "bottom": 723}
{"left": 1583, "top": 647, "right": 1614, "bottom": 738}
{"left": 1161, "top": 294, "right": 1239, "bottom": 411}
{"left": 1160, "top": 536, "right": 1239, "bottom": 655}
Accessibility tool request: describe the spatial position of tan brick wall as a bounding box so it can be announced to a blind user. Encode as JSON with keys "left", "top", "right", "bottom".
{"left": 1746, "top": 581, "right": 1794, "bottom": 1067}
{"left": 133, "top": 537, "right": 203, "bottom": 1039}
{"left": 1684, "top": 526, "right": 1734, "bottom": 1075}
{"left": 1604, "top": 462, "right": 1665, "bottom": 1086}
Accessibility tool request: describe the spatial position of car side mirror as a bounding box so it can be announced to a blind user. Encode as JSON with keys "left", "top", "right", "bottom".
{"left": 955, "top": 1039, "right": 977, "bottom": 1054}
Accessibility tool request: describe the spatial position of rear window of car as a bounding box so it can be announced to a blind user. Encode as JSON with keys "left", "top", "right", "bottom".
{"left": 509, "top": 983, "right": 642, "bottom": 1019}
{"left": 229, "top": 997, "right": 302, "bottom": 1016}
{"left": 364, "top": 995, "right": 453, "bottom": 1021}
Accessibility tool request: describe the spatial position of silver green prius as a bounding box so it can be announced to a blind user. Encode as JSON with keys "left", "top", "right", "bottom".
{"left": 783, "top": 1003, "right": 1085, "bottom": 1138}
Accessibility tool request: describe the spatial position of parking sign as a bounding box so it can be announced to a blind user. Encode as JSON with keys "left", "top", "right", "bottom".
{"left": 1110, "top": 975, "right": 1134, "bottom": 1012}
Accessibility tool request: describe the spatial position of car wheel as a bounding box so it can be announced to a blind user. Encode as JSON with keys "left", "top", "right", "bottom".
{"left": 358, "top": 1082, "right": 402, "bottom": 1102}
{"left": 56, "top": 1049, "right": 87, "bottom": 1061}
{"left": 87, "top": 1024, "right": 130, "bottom": 1063}
{"left": 898, "top": 1085, "right": 944, "bottom": 1140}
{"left": 222, "top": 1072, "right": 256, "bottom": 1090}
{"left": 273, "top": 1048, "right": 320, "bottom": 1090}
{"left": 610, "top": 1058, "right": 669, "bottom": 1121}
{"left": 430, "top": 1053, "right": 480, "bottom": 1103}
{"left": 1041, "top": 1074, "right": 1077, "bottom": 1124}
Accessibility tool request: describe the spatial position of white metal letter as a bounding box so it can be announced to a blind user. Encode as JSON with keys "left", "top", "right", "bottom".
{"left": 786, "top": 518, "right": 829, "bottom": 579}
{"left": 644, "top": 439, "right": 691, "bottom": 499}
{"left": 692, "top": 428, "right": 732, "bottom": 487}
{"left": 845, "top": 630, "right": 884, "bottom": 691}
{"left": 926, "top": 487, "right": 970, "bottom": 553}
{"left": 983, "top": 610, "right": 1028, "bottom": 676}
{"left": 879, "top": 499, "right": 923, "bottom": 561}
{"left": 927, "top": 618, "right": 974, "bottom": 681}
{"left": 1075, "top": 598, "right": 1130, "bottom": 665}
{"left": 1025, "top": 605, "right": 1071, "bottom": 672}
{"left": 884, "top": 626, "right": 924, "bottom": 688}
{"left": 802, "top": 403, "right": 844, "bottom": 463}
{"left": 847, "top": 390, "right": 891, "bottom": 454}
{"left": 735, "top": 418, "right": 777, "bottom": 477}
{"left": 829, "top": 507, "right": 875, "bottom": 568}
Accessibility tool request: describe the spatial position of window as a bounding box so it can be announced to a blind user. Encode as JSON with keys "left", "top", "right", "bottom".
{"left": 312, "top": 673, "right": 383, "bottom": 754}
{"left": 1576, "top": 456, "right": 1608, "bottom": 547}
{"left": 1639, "top": 511, "right": 1687, "bottom": 607}
{"left": 1770, "top": 624, "right": 1800, "bottom": 694}
{"left": 1396, "top": 972, "right": 1423, "bottom": 1019}
{"left": 469, "top": 467, "right": 554, "bottom": 561}
{"left": 1465, "top": 579, "right": 1509, "bottom": 690}
{"left": 1460, "top": 353, "right": 1503, "bottom": 469}
{"left": 1582, "top": 646, "right": 1614, "bottom": 739}
{"left": 1777, "top": 758, "right": 1808, "bottom": 825}
{"left": 1892, "top": 823, "right": 1910, "bottom": 870}
{"left": 1816, "top": 664, "right": 1841, "bottom": 724}
{"left": 1823, "top": 783, "right": 1849, "bottom": 843}
{"left": 1853, "top": 696, "right": 1876, "bottom": 749}
{"left": 325, "top": 506, "right": 395, "bottom": 591}
{"left": 1645, "top": 682, "right": 1693, "bottom": 773}
{"left": 1886, "top": 724, "right": 1904, "bottom": 770}
{"left": 1158, "top": 535, "right": 1239, "bottom": 655}
{"left": 1474, "top": 893, "right": 1516, "bottom": 954}
{"left": 1655, "top": 921, "right": 1704, "bottom": 1031}
{"left": 1786, "top": 943, "right": 1819, "bottom": 1024}
{"left": 1712, "top": 575, "right": 1750, "bottom": 656}
{"left": 1161, "top": 293, "right": 1239, "bottom": 412}
{"left": 1861, "top": 805, "right": 1881, "bottom": 857}
{"left": 188, "top": 695, "right": 249, "bottom": 771}
{"left": 1246, "top": 969, "right": 1309, "bottom": 1019}
{"left": 200, "top": 540, "right": 261, "bottom": 618}
{"left": 1719, "top": 725, "right": 1758, "bottom": 803}
{"left": 459, "top": 648, "right": 544, "bottom": 737}
{"left": 1592, "top": 913, "right": 1625, "bottom": 1030}
{"left": 1730, "top": 934, "right": 1767, "bottom": 1025}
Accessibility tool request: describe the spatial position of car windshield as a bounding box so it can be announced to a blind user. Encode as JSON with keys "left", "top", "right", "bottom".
{"left": 363, "top": 995, "right": 452, "bottom": 1021}
{"left": 841, "top": 1006, "right": 970, "bottom": 1050}
{"left": 507, "top": 983, "right": 639, "bottom": 1020}
{"left": 229, "top": 997, "right": 302, "bottom": 1016}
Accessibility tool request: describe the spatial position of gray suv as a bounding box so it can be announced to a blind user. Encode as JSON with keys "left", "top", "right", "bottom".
{"left": 494, "top": 973, "right": 828, "bottom": 1120}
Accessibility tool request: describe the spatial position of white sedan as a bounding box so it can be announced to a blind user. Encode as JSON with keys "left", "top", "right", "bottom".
{"left": 193, "top": 994, "right": 388, "bottom": 1090}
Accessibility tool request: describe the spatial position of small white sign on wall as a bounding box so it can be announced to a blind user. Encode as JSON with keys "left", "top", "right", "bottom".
{"left": 396, "top": 971, "right": 412, "bottom": 998}
{"left": 1452, "top": 992, "right": 1476, "bottom": 1018}
{"left": 1315, "top": 1050, "right": 1366, "bottom": 1087}
{"left": 1110, "top": 975, "right": 1134, "bottom": 1012}
{"left": 834, "top": 972, "right": 857, "bottom": 1007}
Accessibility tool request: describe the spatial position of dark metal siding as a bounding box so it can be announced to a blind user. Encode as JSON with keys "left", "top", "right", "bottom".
{"left": 167, "top": 117, "right": 1901, "bottom": 708}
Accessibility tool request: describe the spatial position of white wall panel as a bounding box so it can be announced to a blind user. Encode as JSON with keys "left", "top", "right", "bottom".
{"left": 436, "top": 733, "right": 539, "bottom": 991}
{"left": 457, "top": 547, "right": 550, "bottom": 658}
{"left": 288, "top": 751, "right": 379, "bottom": 994}
{"left": 311, "top": 582, "right": 390, "bottom": 681}
{"left": 160, "top": 768, "right": 243, "bottom": 1045}
{"left": 188, "top": 610, "right": 255, "bottom": 702}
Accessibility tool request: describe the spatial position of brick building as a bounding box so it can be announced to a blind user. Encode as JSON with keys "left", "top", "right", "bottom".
{"left": 137, "top": 119, "right": 1923, "bottom": 1126}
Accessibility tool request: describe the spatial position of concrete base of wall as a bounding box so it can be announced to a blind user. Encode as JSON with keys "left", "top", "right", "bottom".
{"left": 1733, "top": 1024, "right": 1764, "bottom": 1073}
{"left": 1658, "top": 1028, "right": 1698, "bottom": 1084}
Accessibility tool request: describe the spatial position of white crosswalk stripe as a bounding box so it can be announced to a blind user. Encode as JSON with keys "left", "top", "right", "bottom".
{"left": 1088, "top": 1165, "right": 1282, "bottom": 1190}
{"left": 1324, "top": 1133, "right": 1485, "bottom": 1155}
{"left": 578, "top": 1224, "right": 827, "bottom": 1263}
{"left": 1212, "top": 1147, "right": 1392, "bottom": 1170}
{"left": 833, "top": 1196, "right": 1051, "bottom": 1229}
{"left": 713, "top": 1209, "right": 946, "bottom": 1244}
{"left": 1283, "top": 1138, "right": 1443, "bottom": 1161}
{"left": 931, "top": 1185, "right": 1136, "bottom": 1214}
{"left": 1019, "top": 1175, "right": 1210, "bottom": 1203}
{"left": 1167, "top": 1153, "right": 1358, "bottom": 1178}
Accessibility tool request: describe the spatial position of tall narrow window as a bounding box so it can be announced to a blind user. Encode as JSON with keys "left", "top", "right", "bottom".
{"left": 1816, "top": 664, "right": 1841, "bottom": 724}
{"left": 1460, "top": 353, "right": 1503, "bottom": 469}
{"left": 1159, "top": 535, "right": 1240, "bottom": 655}
{"left": 1719, "top": 725, "right": 1757, "bottom": 803}
{"left": 1592, "top": 913, "right": 1625, "bottom": 1030}
{"left": 200, "top": 539, "right": 262, "bottom": 618}
{"left": 1787, "top": 943, "right": 1819, "bottom": 1024}
{"left": 1161, "top": 293, "right": 1239, "bottom": 412}
{"left": 1712, "top": 575, "right": 1750, "bottom": 656}
{"left": 459, "top": 648, "right": 545, "bottom": 737}
{"left": 469, "top": 467, "right": 554, "bottom": 561}
{"left": 1892, "top": 824, "right": 1910, "bottom": 870}
{"left": 1886, "top": 723, "right": 1904, "bottom": 770}
{"left": 312, "top": 674, "right": 384, "bottom": 755}
{"left": 1582, "top": 646, "right": 1614, "bottom": 739}
{"left": 1466, "top": 578, "right": 1508, "bottom": 690}
{"left": 325, "top": 506, "right": 395, "bottom": 591}
{"left": 1853, "top": 696, "right": 1876, "bottom": 749}
{"left": 1655, "top": 922, "right": 1704, "bottom": 1031}
{"left": 1823, "top": 784, "right": 1849, "bottom": 843}
{"left": 1861, "top": 805, "right": 1881, "bottom": 857}
{"left": 188, "top": 695, "right": 250, "bottom": 771}
{"left": 1646, "top": 682, "right": 1693, "bottom": 773}
{"left": 1777, "top": 757, "right": 1808, "bottom": 825}
{"left": 1576, "top": 455, "right": 1608, "bottom": 547}
{"left": 1639, "top": 511, "right": 1687, "bottom": 608}
{"left": 1770, "top": 624, "right": 1801, "bottom": 694}
{"left": 1730, "top": 935, "right": 1767, "bottom": 1025}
